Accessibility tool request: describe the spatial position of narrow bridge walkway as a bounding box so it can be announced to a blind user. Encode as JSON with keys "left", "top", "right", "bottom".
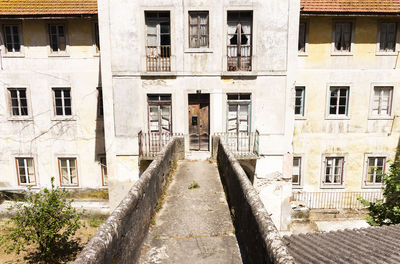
{"left": 138, "top": 160, "right": 243, "bottom": 264}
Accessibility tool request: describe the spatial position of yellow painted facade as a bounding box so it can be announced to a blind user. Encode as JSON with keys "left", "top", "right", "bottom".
{"left": 295, "top": 15, "right": 400, "bottom": 192}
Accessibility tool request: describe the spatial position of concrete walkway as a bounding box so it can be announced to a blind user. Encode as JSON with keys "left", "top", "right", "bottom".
{"left": 138, "top": 160, "right": 243, "bottom": 264}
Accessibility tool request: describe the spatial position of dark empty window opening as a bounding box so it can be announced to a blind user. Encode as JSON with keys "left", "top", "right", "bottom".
{"left": 334, "top": 22, "right": 352, "bottom": 52}
{"left": 4, "top": 25, "right": 21, "bottom": 53}
{"left": 49, "top": 24, "right": 67, "bottom": 53}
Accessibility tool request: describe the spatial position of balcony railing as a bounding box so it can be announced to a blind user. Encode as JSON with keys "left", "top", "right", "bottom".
{"left": 215, "top": 130, "right": 259, "bottom": 158}
{"left": 146, "top": 45, "right": 171, "bottom": 72}
{"left": 292, "top": 191, "right": 384, "bottom": 209}
{"left": 139, "top": 131, "right": 182, "bottom": 159}
{"left": 227, "top": 45, "right": 252, "bottom": 71}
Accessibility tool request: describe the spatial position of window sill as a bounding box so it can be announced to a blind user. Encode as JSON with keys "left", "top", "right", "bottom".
{"left": 298, "top": 52, "right": 308, "bottom": 57}
{"left": 325, "top": 115, "right": 350, "bottom": 120}
{"left": 331, "top": 52, "right": 353, "bottom": 56}
{"left": 184, "top": 48, "right": 213, "bottom": 53}
{"left": 48, "top": 53, "right": 70, "bottom": 58}
{"left": 60, "top": 185, "right": 80, "bottom": 188}
{"left": 3, "top": 53, "right": 25, "bottom": 58}
{"left": 362, "top": 185, "right": 383, "bottom": 190}
{"left": 8, "top": 117, "right": 33, "bottom": 121}
{"left": 93, "top": 53, "right": 100, "bottom": 57}
{"left": 221, "top": 71, "right": 257, "bottom": 77}
{"left": 292, "top": 185, "right": 303, "bottom": 189}
{"left": 51, "top": 116, "right": 76, "bottom": 121}
{"left": 376, "top": 51, "right": 398, "bottom": 56}
{"left": 141, "top": 72, "right": 177, "bottom": 77}
{"left": 295, "top": 116, "right": 307, "bottom": 120}
{"left": 320, "top": 185, "right": 345, "bottom": 189}
{"left": 368, "top": 116, "right": 394, "bottom": 120}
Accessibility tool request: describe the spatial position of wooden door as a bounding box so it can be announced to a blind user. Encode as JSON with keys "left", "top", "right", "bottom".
{"left": 189, "top": 94, "right": 209, "bottom": 151}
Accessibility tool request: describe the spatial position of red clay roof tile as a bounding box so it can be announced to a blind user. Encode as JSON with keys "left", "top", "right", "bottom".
{"left": 0, "top": 0, "right": 97, "bottom": 16}
{"left": 301, "top": 0, "right": 400, "bottom": 14}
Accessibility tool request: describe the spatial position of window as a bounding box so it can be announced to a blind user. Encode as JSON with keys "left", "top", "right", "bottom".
{"left": 148, "top": 94, "right": 172, "bottom": 133}
{"left": 298, "top": 21, "right": 307, "bottom": 53}
{"left": 15, "top": 158, "right": 36, "bottom": 185}
{"left": 8, "top": 88, "right": 28, "bottom": 116}
{"left": 295, "top": 86, "right": 305, "bottom": 116}
{"left": 3, "top": 24, "right": 21, "bottom": 53}
{"left": 58, "top": 158, "right": 78, "bottom": 186}
{"left": 323, "top": 157, "right": 344, "bottom": 186}
{"left": 227, "top": 94, "right": 251, "bottom": 133}
{"left": 366, "top": 157, "right": 386, "bottom": 186}
{"left": 372, "top": 86, "right": 393, "bottom": 116}
{"left": 334, "top": 22, "right": 352, "bottom": 52}
{"left": 100, "top": 156, "right": 107, "bottom": 186}
{"left": 53, "top": 88, "right": 72, "bottom": 116}
{"left": 189, "top": 11, "right": 209, "bottom": 48}
{"left": 145, "top": 12, "right": 171, "bottom": 72}
{"left": 227, "top": 11, "right": 252, "bottom": 71}
{"left": 379, "top": 23, "right": 396, "bottom": 52}
{"left": 292, "top": 157, "right": 301, "bottom": 186}
{"left": 48, "top": 24, "right": 67, "bottom": 53}
{"left": 97, "top": 87, "right": 104, "bottom": 118}
{"left": 329, "top": 86, "right": 349, "bottom": 116}
{"left": 94, "top": 22, "right": 100, "bottom": 53}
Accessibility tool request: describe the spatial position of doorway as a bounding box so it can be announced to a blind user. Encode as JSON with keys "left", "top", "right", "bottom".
{"left": 188, "top": 94, "right": 210, "bottom": 151}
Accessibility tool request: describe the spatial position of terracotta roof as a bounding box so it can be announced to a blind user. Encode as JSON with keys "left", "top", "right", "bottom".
{"left": 0, "top": 0, "right": 98, "bottom": 16}
{"left": 283, "top": 224, "right": 400, "bottom": 264}
{"left": 301, "top": 0, "right": 400, "bottom": 14}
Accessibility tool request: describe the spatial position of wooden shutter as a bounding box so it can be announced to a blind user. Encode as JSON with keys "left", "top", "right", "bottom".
{"left": 387, "top": 23, "right": 396, "bottom": 51}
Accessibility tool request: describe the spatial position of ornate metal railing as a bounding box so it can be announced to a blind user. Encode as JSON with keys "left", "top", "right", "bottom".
{"left": 292, "top": 191, "right": 384, "bottom": 209}
{"left": 146, "top": 45, "right": 171, "bottom": 72}
{"left": 139, "top": 131, "right": 182, "bottom": 159}
{"left": 215, "top": 130, "right": 259, "bottom": 158}
{"left": 227, "top": 45, "right": 252, "bottom": 71}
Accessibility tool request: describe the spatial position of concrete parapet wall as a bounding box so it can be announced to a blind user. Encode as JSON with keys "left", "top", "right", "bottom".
{"left": 74, "top": 137, "right": 184, "bottom": 264}
{"left": 215, "top": 137, "right": 295, "bottom": 264}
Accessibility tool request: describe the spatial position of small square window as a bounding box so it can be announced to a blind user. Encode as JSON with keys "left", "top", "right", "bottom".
{"left": 189, "top": 11, "right": 209, "bottom": 48}
{"left": 48, "top": 24, "right": 67, "bottom": 53}
{"left": 15, "top": 158, "right": 36, "bottom": 185}
{"left": 379, "top": 23, "right": 396, "bottom": 52}
{"left": 8, "top": 88, "right": 28, "bottom": 116}
{"left": 53, "top": 88, "right": 72, "bottom": 116}
{"left": 295, "top": 87, "right": 305, "bottom": 116}
{"left": 292, "top": 157, "right": 301, "bottom": 186}
{"left": 366, "top": 157, "right": 386, "bottom": 186}
{"left": 329, "top": 86, "right": 349, "bottom": 116}
{"left": 323, "top": 157, "right": 344, "bottom": 186}
{"left": 334, "top": 22, "right": 352, "bottom": 52}
{"left": 372, "top": 86, "right": 393, "bottom": 117}
{"left": 58, "top": 158, "right": 78, "bottom": 186}
{"left": 3, "top": 24, "right": 21, "bottom": 53}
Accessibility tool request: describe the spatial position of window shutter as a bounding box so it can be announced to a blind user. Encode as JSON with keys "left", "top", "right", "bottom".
{"left": 343, "top": 23, "right": 351, "bottom": 51}
{"left": 387, "top": 23, "right": 396, "bottom": 51}
{"left": 380, "top": 23, "right": 388, "bottom": 50}
{"left": 335, "top": 24, "right": 342, "bottom": 50}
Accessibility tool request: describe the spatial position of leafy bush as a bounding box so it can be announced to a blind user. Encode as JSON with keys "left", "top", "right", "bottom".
{"left": 359, "top": 159, "right": 400, "bottom": 226}
{"left": 0, "top": 177, "right": 82, "bottom": 263}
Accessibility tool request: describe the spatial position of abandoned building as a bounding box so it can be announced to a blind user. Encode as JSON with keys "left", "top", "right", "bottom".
{"left": 0, "top": 0, "right": 400, "bottom": 233}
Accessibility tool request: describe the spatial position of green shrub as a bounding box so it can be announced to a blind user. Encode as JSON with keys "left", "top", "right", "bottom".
{"left": 359, "top": 158, "right": 400, "bottom": 226}
{"left": 0, "top": 177, "right": 82, "bottom": 263}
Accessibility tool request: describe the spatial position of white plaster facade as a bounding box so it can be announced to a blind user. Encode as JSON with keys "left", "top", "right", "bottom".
{"left": 98, "top": 0, "right": 299, "bottom": 213}
{"left": 0, "top": 17, "right": 105, "bottom": 190}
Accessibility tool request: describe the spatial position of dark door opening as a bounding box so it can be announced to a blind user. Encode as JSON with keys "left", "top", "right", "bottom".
{"left": 188, "top": 94, "right": 210, "bottom": 151}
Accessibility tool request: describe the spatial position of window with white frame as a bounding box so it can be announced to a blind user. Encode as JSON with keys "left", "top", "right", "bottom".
{"left": 148, "top": 94, "right": 172, "bottom": 133}
{"left": 3, "top": 24, "right": 21, "bottom": 53}
{"left": 334, "top": 22, "right": 352, "bottom": 52}
{"left": 372, "top": 86, "right": 393, "bottom": 117}
{"left": 48, "top": 24, "right": 67, "bottom": 53}
{"left": 189, "top": 11, "right": 209, "bottom": 48}
{"left": 100, "top": 156, "right": 107, "bottom": 186}
{"left": 295, "top": 86, "right": 305, "bottom": 116}
{"left": 15, "top": 158, "right": 36, "bottom": 185}
{"left": 292, "top": 157, "right": 301, "bottom": 186}
{"left": 366, "top": 157, "right": 386, "bottom": 185}
{"left": 329, "top": 86, "right": 349, "bottom": 116}
{"left": 53, "top": 88, "right": 72, "bottom": 116}
{"left": 298, "top": 21, "right": 307, "bottom": 53}
{"left": 227, "top": 94, "right": 251, "bottom": 134}
{"left": 58, "top": 158, "right": 78, "bottom": 186}
{"left": 323, "top": 157, "right": 344, "bottom": 186}
{"left": 379, "top": 23, "right": 396, "bottom": 52}
{"left": 8, "top": 88, "right": 28, "bottom": 116}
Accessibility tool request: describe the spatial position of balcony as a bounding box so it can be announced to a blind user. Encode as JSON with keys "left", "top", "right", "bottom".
{"left": 139, "top": 131, "right": 182, "bottom": 159}
{"left": 227, "top": 45, "right": 252, "bottom": 71}
{"left": 146, "top": 45, "right": 171, "bottom": 72}
{"left": 215, "top": 131, "right": 259, "bottom": 159}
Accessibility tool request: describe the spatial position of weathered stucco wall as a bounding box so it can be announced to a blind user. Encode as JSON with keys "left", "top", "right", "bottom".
{"left": 74, "top": 137, "right": 184, "bottom": 264}
{"left": 295, "top": 16, "right": 400, "bottom": 192}
{"left": 215, "top": 137, "right": 294, "bottom": 263}
{"left": 0, "top": 18, "right": 104, "bottom": 190}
